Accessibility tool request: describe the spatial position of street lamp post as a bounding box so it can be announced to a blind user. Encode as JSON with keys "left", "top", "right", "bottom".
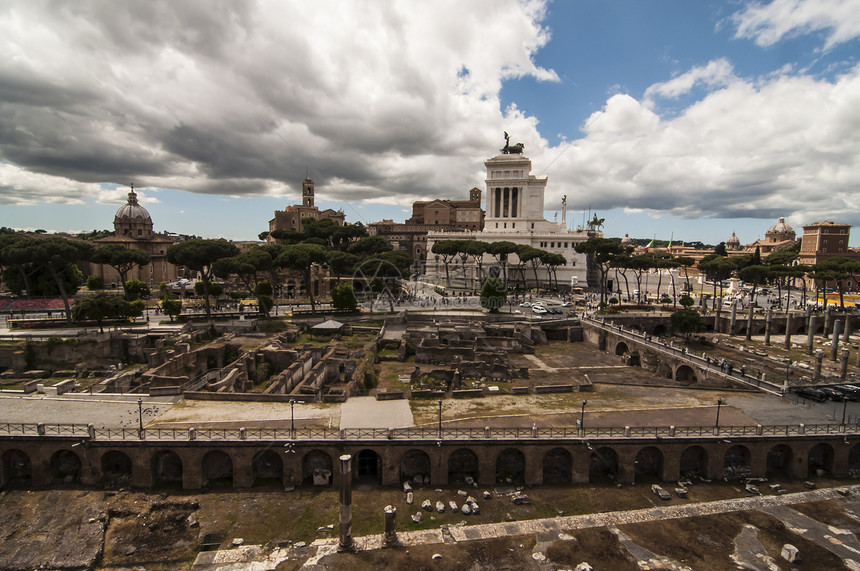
{"left": 137, "top": 397, "right": 143, "bottom": 434}
{"left": 290, "top": 399, "right": 295, "bottom": 439}
{"left": 438, "top": 399, "right": 443, "bottom": 439}
{"left": 842, "top": 398, "right": 849, "bottom": 426}
{"left": 580, "top": 400, "right": 588, "bottom": 434}
{"left": 715, "top": 398, "right": 723, "bottom": 432}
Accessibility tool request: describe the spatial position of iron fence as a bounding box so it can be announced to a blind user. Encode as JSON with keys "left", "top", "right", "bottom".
{"left": 3, "top": 421, "right": 859, "bottom": 443}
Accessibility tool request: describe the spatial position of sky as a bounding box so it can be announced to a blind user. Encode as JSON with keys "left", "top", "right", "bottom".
{"left": 2, "top": 0, "right": 860, "bottom": 246}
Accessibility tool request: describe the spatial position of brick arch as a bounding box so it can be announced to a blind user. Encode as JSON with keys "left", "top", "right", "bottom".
{"left": 2, "top": 449, "right": 32, "bottom": 486}
{"left": 542, "top": 447, "right": 572, "bottom": 485}
{"left": 614, "top": 341, "right": 630, "bottom": 356}
{"left": 355, "top": 449, "right": 382, "bottom": 482}
{"left": 400, "top": 449, "right": 431, "bottom": 484}
{"left": 252, "top": 450, "right": 283, "bottom": 486}
{"left": 808, "top": 442, "right": 835, "bottom": 476}
{"left": 723, "top": 445, "right": 751, "bottom": 480}
{"left": 635, "top": 446, "right": 664, "bottom": 481}
{"left": 849, "top": 443, "right": 860, "bottom": 475}
{"left": 51, "top": 449, "right": 82, "bottom": 485}
{"left": 674, "top": 364, "right": 698, "bottom": 383}
{"left": 152, "top": 450, "right": 183, "bottom": 488}
{"left": 766, "top": 444, "right": 793, "bottom": 477}
{"left": 588, "top": 446, "right": 618, "bottom": 482}
{"left": 680, "top": 445, "right": 708, "bottom": 478}
{"left": 302, "top": 449, "right": 333, "bottom": 486}
{"left": 202, "top": 450, "right": 233, "bottom": 488}
{"left": 448, "top": 448, "right": 479, "bottom": 485}
{"left": 495, "top": 448, "right": 525, "bottom": 484}
{"left": 100, "top": 450, "right": 132, "bottom": 487}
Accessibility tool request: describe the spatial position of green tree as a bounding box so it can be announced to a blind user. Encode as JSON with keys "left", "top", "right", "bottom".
{"left": 91, "top": 244, "right": 151, "bottom": 294}
{"left": 346, "top": 236, "right": 392, "bottom": 259}
{"left": 812, "top": 257, "right": 860, "bottom": 309}
{"left": 670, "top": 308, "right": 705, "bottom": 344}
{"left": 517, "top": 245, "right": 546, "bottom": 289}
{"left": 161, "top": 297, "right": 183, "bottom": 322}
{"left": 331, "top": 283, "right": 358, "bottom": 311}
{"left": 486, "top": 241, "right": 518, "bottom": 287}
{"left": 480, "top": 277, "right": 506, "bottom": 313}
{"left": 26, "top": 236, "right": 94, "bottom": 322}
{"left": 124, "top": 279, "right": 150, "bottom": 301}
{"left": 212, "top": 246, "right": 274, "bottom": 316}
{"left": 540, "top": 251, "right": 567, "bottom": 290}
{"left": 166, "top": 239, "right": 239, "bottom": 323}
{"left": 87, "top": 275, "right": 105, "bottom": 290}
{"left": 71, "top": 291, "right": 133, "bottom": 332}
{"left": 275, "top": 243, "right": 328, "bottom": 312}
{"left": 328, "top": 251, "right": 359, "bottom": 282}
{"left": 431, "top": 240, "right": 463, "bottom": 287}
{"left": 462, "top": 240, "right": 489, "bottom": 286}
{"left": 574, "top": 238, "right": 624, "bottom": 303}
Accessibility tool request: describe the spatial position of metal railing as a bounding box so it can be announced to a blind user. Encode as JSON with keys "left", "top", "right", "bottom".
{"left": 2, "top": 421, "right": 858, "bottom": 442}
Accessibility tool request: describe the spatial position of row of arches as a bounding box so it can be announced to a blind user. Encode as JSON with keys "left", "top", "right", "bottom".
{"left": 1, "top": 441, "right": 853, "bottom": 489}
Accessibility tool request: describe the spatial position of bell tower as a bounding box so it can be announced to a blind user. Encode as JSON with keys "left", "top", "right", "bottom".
{"left": 302, "top": 177, "right": 314, "bottom": 208}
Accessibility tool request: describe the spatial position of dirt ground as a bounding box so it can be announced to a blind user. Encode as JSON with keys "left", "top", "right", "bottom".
{"left": 2, "top": 477, "right": 857, "bottom": 570}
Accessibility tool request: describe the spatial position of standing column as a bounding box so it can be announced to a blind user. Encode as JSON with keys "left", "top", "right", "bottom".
{"left": 730, "top": 302, "right": 737, "bottom": 336}
{"left": 745, "top": 303, "right": 754, "bottom": 341}
{"left": 383, "top": 505, "right": 399, "bottom": 547}
{"left": 824, "top": 307, "right": 833, "bottom": 339}
{"left": 807, "top": 314, "right": 816, "bottom": 355}
{"left": 814, "top": 350, "right": 824, "bottom": 381}
{"left": 831, "top": 320, "right": 843, "bottom": 362}
{"left": 338, "top": 454, "right": 355, "bottom": 552}
{"left": 764, "top": 306, "right": 773, "bottom": 345}
{"left": 784, "top": 312, "right": 793, "bottom": 350}
{"left": 840, "top": 348, "right": 850, "bottom": 380}
{"left": 844, "top": 317, "right": 852, "bottom": 343}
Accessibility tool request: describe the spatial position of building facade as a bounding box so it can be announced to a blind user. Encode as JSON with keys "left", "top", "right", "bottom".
{"left": 91, "top": 187, "right": 180, "bottom": 286}
{"left": 368, "top": 188, "right": 483, "bottom": 262}
{"left": 799, "top": 221, "right": 853, "bottom": 266}
{"left": 268, "top": 177, "right": 345, "bottom": 238}
{"left": 425, "top": 148, "right": 596, "bottom": 289}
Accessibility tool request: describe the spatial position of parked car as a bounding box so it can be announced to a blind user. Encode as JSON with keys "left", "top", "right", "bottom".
{"left": 819, "top": 387, "right": 845, "bottom": 401}
{"left": 519, "top": 302, "right": 531, "bottom": 307}
{"left": 532, "top": 306, "right": 548, "bottom": 315}
{"left": 794, "top": 387, "right": 828, "bottom": 402}
{"left": 833, "top": 385, "right": 860, "bottom": 401}
{"left": 548, "top": 308, "right": 562, "bottom": 314}
{"left": 561, "top": 301, "right": 572, "bottom": 307}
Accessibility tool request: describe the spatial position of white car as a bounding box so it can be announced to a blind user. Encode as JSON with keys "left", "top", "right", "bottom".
{"left": 532, "top": 306, "right": 548, "bottom": 314}
{"left": 519, "top": 302, "right": 531, "bottom": 308}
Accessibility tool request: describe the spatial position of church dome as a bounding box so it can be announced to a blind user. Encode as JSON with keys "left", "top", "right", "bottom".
{"left": 765, "top": 216, "right": 795, "bottom": 241}
{"left": 726, "top": 231, "right": 741, "bottom": 250}
{"left": 114, "top": 188, "right": 152, "bottom": 223}
{"left": 620, "top": 233, "right": 633, "bottom": 246}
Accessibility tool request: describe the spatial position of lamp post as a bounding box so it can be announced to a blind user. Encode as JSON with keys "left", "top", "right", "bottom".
{"left": 137, "top": 397, "right": 143, "bottom": 433}
{"left": 715, "top": 398, "right": 723, "bottom": 431}
{"left": 438, "top": 399, "right": 443, "bottom": 439}
{"left": 580, "top": 400, "right": 588, "bottom": 434}
{"left": 842, "top": 398, "right": 848, "bottom": 426}
{"left": 290, "top": 398, "right": 295, "bottom": 439}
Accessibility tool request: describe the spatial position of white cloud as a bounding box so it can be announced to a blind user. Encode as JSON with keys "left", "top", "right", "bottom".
{"left": 0, "top": 0, "right": 557, "bottom": 206}
{"left": 0, "top": 162, "right": 101, "bottom": 205}
{"left": 644, "top": 59, "right": 736, "bottom": 101}
{"left": 732, "top": 0, "right": 860, "bottom": 50}
{"left": 540, "top": 63, "right": 860, "bottom": 226}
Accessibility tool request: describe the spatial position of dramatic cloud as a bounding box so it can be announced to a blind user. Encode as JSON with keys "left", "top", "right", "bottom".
{"left": 543, "top": 62, "right": 860, "bottom": 229}
{"left": 2, "top": 0, "right": 860, "bottom": 237}
{"left": 0, "top": 0, "right": 556, "bottom": 207}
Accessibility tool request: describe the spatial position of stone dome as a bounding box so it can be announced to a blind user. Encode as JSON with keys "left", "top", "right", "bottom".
{"left": 765, "top": 216, "right": 795, "bottom": 242}
{"left": 726, "top": 231, "right": 741, "bottom": 250}
{"left": 113, "top": 186, "right": 154, "bottom": 238}
{"left": 620, "top": 233, "right": 633, "bottom": 246}
{"left": 114, "top": 188, "right": 152, "bottom": 223}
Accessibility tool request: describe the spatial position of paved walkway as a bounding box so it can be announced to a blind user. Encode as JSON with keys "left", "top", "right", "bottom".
{"left": 338, "top": 396, "right": 414, "bottom": 429}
